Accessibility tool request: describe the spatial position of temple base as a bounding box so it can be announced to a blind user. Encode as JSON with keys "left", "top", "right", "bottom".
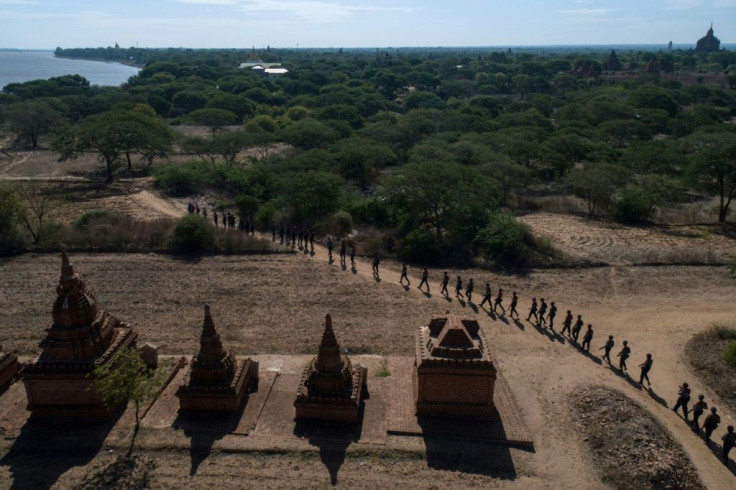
{"left": 0, "top": 353, "right": 19, "bottom": 392}
{"left": 294, "top": 365, "right": 367, "bottom": 422}
{"left": 177, "top": 359, "right": 258, "bottom": 412}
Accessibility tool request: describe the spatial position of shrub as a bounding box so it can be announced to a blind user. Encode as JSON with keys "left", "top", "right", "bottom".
{"left": 332, "top": 210, "right": 354, "bottom": 236}
{"left": 154, "top": 161, "right": 213, "bottom": 196}
{"left": 723, "top": 342, "right": 736, "bottom": 368}
{"left": 474, "top": 210, "right": 530, "bottom": 267}
{"left": 74, "top": 209, "right": 127, "bottom": 230}
{"left": 170, "top": 214, "right": 215, "bottom": 254}
{"left": 613, "top": 186, "right": 652, "bottom": 224}
{"left": 399, "top": 228, "right": 440, "bottom": 264}
{"left": 711, "top": 325, "right": 736, "bottom": 340}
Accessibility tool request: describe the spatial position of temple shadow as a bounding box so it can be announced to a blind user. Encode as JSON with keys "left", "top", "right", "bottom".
{"left": 1, "top": 413, "right": 121, "bottom": 490}
{"left": 174, "top": 410, "right": 239, "bottom": 476}
{"left": 646, "top": 387, "right": 668, "bottom": 408}
{"left": 293, "top": 418, "right": 360, "bottom": 486}
{"left": 417, "top": 416, "right": 521, "bottom": 479}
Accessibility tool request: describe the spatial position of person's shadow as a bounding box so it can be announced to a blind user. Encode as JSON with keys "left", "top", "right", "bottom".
{"left": 294, "top": 418, "right": 360, "bottom": 485}
{"left": 1, "top": 413, "right": 121, "bottom": 489}
{"left": 646, "top": 387, "right": 668, "bottom": 408}
{"left": 513, "top": 318, "right": 525, "bottom": 331}
{"left": 174, "top": 410, "right": 240, "bottom": 476}
{"left": 576, "top": 346, "right": 601, "bottom": 364}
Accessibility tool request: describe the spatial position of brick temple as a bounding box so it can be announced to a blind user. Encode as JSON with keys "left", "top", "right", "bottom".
{"left": 294, "top": 314, "right": 367, "bottom": 422}
{"left": 22, "top": 250, "right": 138, "bottom": 417}
{"left": 0, "top": 344, "right": 19, "bottom": 392}
{"left": 414, "top": 315, "right": 496, "bottom": 418}
{"left": 176, "top": 305, "right": 258, "bottom": 412}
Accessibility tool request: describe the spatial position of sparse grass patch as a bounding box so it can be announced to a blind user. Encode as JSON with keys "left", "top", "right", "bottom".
{"left": 684, "top": 324, "right": 736, "bottom": 416}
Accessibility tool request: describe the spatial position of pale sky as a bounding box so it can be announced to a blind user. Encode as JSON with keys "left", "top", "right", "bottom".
{"left": 0, "top": 0, "right": 734, "bottom": 49}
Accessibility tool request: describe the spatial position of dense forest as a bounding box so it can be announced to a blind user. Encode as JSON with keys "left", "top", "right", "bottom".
{"left": 1, "top": 46, "right": 736, "bottom": 266}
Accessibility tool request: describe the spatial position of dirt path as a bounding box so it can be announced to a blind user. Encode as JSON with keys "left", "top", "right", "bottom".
{"left": 271, "top": 237, "right": 736, "bottom": 488}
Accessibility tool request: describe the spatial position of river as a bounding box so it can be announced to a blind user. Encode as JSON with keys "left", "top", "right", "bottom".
{"left": 0, "top": 50, "right": 140, "bottom": 91}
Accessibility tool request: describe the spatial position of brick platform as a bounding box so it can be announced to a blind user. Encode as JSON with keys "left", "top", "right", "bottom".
{"left": 139, "top": 355, "right": 530, "bottom": 448}
{"left": 387, "top": 357, "right": 533, "bottom": 448}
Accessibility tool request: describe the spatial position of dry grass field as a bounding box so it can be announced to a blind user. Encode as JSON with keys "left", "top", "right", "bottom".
{"left": 2, "top": 148, "right": 736, "bottom": 488}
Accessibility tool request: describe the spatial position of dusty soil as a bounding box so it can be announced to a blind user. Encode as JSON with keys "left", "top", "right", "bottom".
{"left": 570, "top": 385, "right": 704, "bottom": 490}
{"left": 520, "top": 212, "right": 736, "bottom": 266}
{"left": 2, "top": 156, "right": 736, "bottom": 487}
{"left": 684, "top": 327, "right": 736, "bottom": 416}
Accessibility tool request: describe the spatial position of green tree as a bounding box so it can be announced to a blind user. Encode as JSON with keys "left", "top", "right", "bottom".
{"left": 90, "top": 348, "right": 163, "bottom": 456}
{"left": 4, "top": 100, "right": 64, "bottom": 148}
{"left": 0, "top": 185, "right": 26, "bottom": 255}
{"left": 189, "top": 108, "right": 238, "bottom": 135}
{"left": 278, "top": 171, "right": 343, "bottom": 222}
{"left": 566, "top": 163, "right": 630, "bottom": 217}
{"left": 278, "top": 118, "right": 339, "bottom": 150}
{"left": 384, "top": 160, "right": 498, "bottom": 240}
{"left": 687, "top": 132, "right": 736, "bottom": 222}
{"left": 54, "top": 108, "right": 173, "bottom": 182}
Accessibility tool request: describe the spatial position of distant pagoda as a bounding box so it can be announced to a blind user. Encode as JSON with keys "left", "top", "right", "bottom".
{"left": 695, "top": 24, "right": 720, "bottom": 52}
{"left": 294, "top": 314, "right": 367, "bottom": 422}
{"left": 176, "top": 305, "right": 258, "bottom": 412}
{"left": 22, "top": 250, "right": 138, "bottom": 417}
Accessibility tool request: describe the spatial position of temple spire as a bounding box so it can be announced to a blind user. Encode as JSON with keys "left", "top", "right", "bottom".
{"left": 316, "top": 313, "right": 342, "bottom": 371}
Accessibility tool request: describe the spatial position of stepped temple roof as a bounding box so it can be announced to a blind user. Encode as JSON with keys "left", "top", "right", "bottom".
{"left": 23, "top": 250, "right": 138, "bottom": 417}
{"left": 294, "top": 314, "right": 366, "bottom": 421}
{"left": 177, "top": 305, "right": 258, "bottom": 412}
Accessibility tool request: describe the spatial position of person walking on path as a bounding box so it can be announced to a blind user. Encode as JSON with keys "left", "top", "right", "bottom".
{"left": 480, "top": 283, "right": 493, "bottom": 308}
{"left": 340, "top": 240, "right": 347, "bottom": 265}
{"left": 455, "top": 276, "right": 463, "bottom": 300}
{"left": 638, "top": 353, "right": 653, "bottom": 387}
{"left": 494, "top": 288, "right": 506, "bottom": 315}
{"left": 349, "top": 245, "right": 356, "bottom": 267}
{"left": 561, "top": 310, "right": 573, "bottom": 337}
{"left": 214, "top": 211, "right": 219, "bottom": 227}
{"left": 418, "top": 268, "right": 430, "bottom": 292}
{"left": 399, "top": 263, "right": 410, "bottom": 286}
{"left": 327, "top": 236, "right": 334, "bottom": 262}
{"left": 538, "top": 299, "right": 548, "bottom": 327}
{"left": 704, "top": 407, "right": 721, "bottom": 444}
{"left": 690, "top": 395, "right": 708, "bottom": 430}
{"left": 279, "top": 223, "right": 284, "bottom": 244}
{"left": 441, "top": 272, "right": 450, "bottom": 296}
{"left": 465, "top": 278, "right": 474, "bottom": 302}
{"left": 672, "top": 383, "right": 691, "bottom": 419}
{"left": 509, "top": 292, "right": 519, "bottom": 318}
{"left": 271, "top": 222, "right": 276, "bottom": 241}
{"left": 600, "top": 335, "right": 614, "bottom": 364}
{"left": 310, "top": 231, "right": 315, "bottom": 252}
{"left": 547, "top": 302, "right": 557, "bottom": 329}
{"left": 526, "top": 298, "right": 538, "bottom": 323}
{"left": 617, "top": 340, "right": 631, "bottom": 374}
{"left": 572, "top": 315, "right": 584, "bottom": 343}
{"left": 581, "top": 324, "right": 594, "bottom": 352}
{"left": 372, "top": 252, "right": 380, "bottom": 277}
{"left": 722, "top": 425, "right": 735, "bottom": 464}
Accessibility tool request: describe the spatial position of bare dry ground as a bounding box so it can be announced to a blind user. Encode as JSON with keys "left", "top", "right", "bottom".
{"left": 2, "top": 150, "right": 736, "bottom": 488}
{"left": 520, "top": 212, "right": 736, "bottom": 265}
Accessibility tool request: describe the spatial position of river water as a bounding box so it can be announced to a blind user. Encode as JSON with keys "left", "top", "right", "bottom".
{"left": 0, "top": 50, "right": 140, "bottom": 91}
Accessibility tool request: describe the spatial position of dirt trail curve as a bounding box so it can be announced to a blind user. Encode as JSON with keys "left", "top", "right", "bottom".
{"left": 266, "top": 234, "right": 736, "bottom": 489}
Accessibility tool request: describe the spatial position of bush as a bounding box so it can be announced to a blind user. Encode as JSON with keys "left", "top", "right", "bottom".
{"left": 399, "top": 228, "right": 440, "bottom": 264}
{"left": 723, "top": 342, "right": 736, "bottom": 368}
{"left": 613, "top": 187, "right": 652, "bottom": 224}
{"left": 154, "top": 161, "right": 213, "bottom": 196}
{"left": 74, "top": 209, "right": 127, "bottom": 230}
{"left": 332, "top": 210, "right": 354, "bottom": 236}
{"left": 474, "top": 211, "right": 531, "bottom": 267}
{"left": 170, "top": 214, "right": 215, "bottom": 254}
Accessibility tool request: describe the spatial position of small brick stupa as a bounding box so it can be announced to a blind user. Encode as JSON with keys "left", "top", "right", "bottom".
{"left": 294, "top": 314, "right": 367, "bottom": 422}
{"left": 22, "top": 250, "right": 138, "bottom": 417}
{"left": 0, "top": 344, "right": 19, "bottom": 392}
{"left": 176, "top": 305, "right": 258, "bottom": 412}
{"left": 414, "top": 315, "right": 496, "bottom": 419}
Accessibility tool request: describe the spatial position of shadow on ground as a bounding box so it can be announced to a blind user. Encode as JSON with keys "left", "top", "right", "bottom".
{"left": 294, "top": 416, "right": 361, "bottom": 486}
{"left": 174, "top": 410, "right": 239, "bottom": 476}
{"left": 0, "top": 414, "right": 121, "bottom": 490}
